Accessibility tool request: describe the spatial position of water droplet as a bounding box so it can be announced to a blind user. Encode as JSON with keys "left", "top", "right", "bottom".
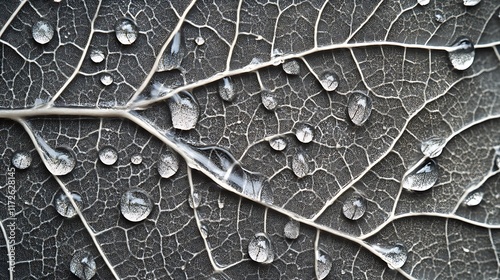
{"left": 89, "top": 49, "right": 105, "bottom": 63}
{"left": 284, "top": 219, "right": 300, "bottom": 239}
{"left": 200, "top": 224, "right": 208, "bottom": 239}
{"left": 261, "top": 90, "right": 277, "bottom": 110}
{"left": 347, "top": 91, "right": 373, "bottom": 126}
{"left": 35, "top": 135, "right": 76, "bottom": 176}
{"left": 465, "top": 191, "right": 483, "bottom": 206}
{"left": 120, "top": 188, "right": 153, "bottom": 222}
{"left": 463, "top": 0, "right": 481, "bottom": 6}
{"left": 342, "top": 193, "right": 367, "bottom": 220}
{"left": 11, "top": 151, "right": 32, "bottom": 170}
{"left": 157, "top": 31, "right": 184, "bottom": 72}
{"left": 130, "top": 154, "right": 143, "bottom": 165}
{"left": 448, "top": 36, "right": 475, "bottom": 71}
{"left": 157, "top": 151, "right": 179, "bottom": 178}
{"left": 319, "top": 72, "right": 339, "bottom": 91}
{"left": 100, "top": 73, "right": 113, "bottom": 86}
{"left": 292, "top": 152, "right": 309, "bottom": 178}
{"left": 218, "top": 200, "right": 224, "bottom": 209}
{"left": 248, "top": 232, "right": 274, "bottom": 264}
{"left": 195, "top": 36, "right": 205, "bottom": 46}
{"left": 269, "top": 137, "right": 287, "bottom": 151}
{"left": 371, "top": 243, "right": 407, "bottom": 269}
{"left": 295, "top": 124, "right": 314, "bottom": 143}
{"left": 420, "top": 137, "right": 446, "bottom": 158}
{"left": 259, "top": 180, "right": 274, "bottom": 204}
{"left": 188, "top": 192, "right": 201, "bottom": 209}
{"left": 70, "top": 250, "right": 96, "bottom": 280}
{"left": 168, "top": 91, "right": 199, "bottom": 130}
{"left": 98, "top": 146, "right": 118, "bottom": 165}
{"left": 282, "top": 60, "right": 300, "bottom": 75}
{"left": 54, "top": 191, "right": 83, "bottom": 218}
{"left": 32, "top": 20, "right": 54, "bottom": 45}
{"left": 218, "top": 77, "right": 236, "bottom": 102}
{"left": 115, "top": 18, "right": 138, "bottom": 45}
{"left": 435, "top": 13, "right": 445, "bottom": 23}
{"left": 402, "top": 159, "right": 439, "bottom": 191}
{"left": 417, "top": 0, "right": 430, "bottom": 5}
{"left": 316, "top": 250, "right": 333, "bottom": 280}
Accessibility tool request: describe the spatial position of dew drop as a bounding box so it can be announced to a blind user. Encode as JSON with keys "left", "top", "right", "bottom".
{"left": 259, "top": 180, "right": 274, "bottom": 205}
{"left": 448, "top": 36, "right": 475, "bottom": 71}
{"left": 342, "top": 193, "right": 367, "bottom": 220}
{"left": 402, "top": 159, "right": 439, "bottom": 191}
{"left": 130, "top": 154, "right": 143, "bottom": 165}
{"left": 120, "top": 188, "right": 153, "bottom": 222}
{"left": 89, "top": 49, "right": 105, "bottom": 63}
{"left": 200, "top": 224, "right": 209, "bottom": 239}
{"left": 218, "top": 200, "right": 224, "bottom": 209}
{"left": 319, "top": 72, "right": 339, "bottom": 91}
{"left": 316, "top": 250, "right": 333, "bottom": 280}
{"left": 269, "top": 137, "right": 287, "bottom": 151}
{"left": 70, "top": 250, "right": 96, "bottom": 280}
{"left": 371, "top": 243, "right": 407, "bottom": 269}
{"left": 248, "top": 232, "right": 274, "bottom": 264}
{"left": 157, "top": 31, "right": 184, "bottom": 72}
{"left": 36, "top": 135, "right": 76, "bottom": 176}
{"left": 157, "top": 151, "right": 179, "bottom": 178}
{"left": 282, "top": 60, "right": 300, "bottom": 75}
{"left": 11, "top": 151, "right": 32, "bottom": 170}
{"left": 421, "top": 137, "right": 446, "bottom": 158}
{"left": 100, "top": 73, "right": 113, "bottom": 86}
{"left": 434, "top": 13, "right": 445, "bottom": 23}
{"left": 295, "top": 124, "right": 314, "bottom": 143}
{"left": 465, "top": 191, "right": 483, "bottom": 206}
{"left": 54, "top": 191, "right": 83, "bottom": 218}
{"left": 463, "top": 0, "right": 481, "bottom": 6}
{"left": 417, "top": 0, "right": 430, "bottom": 5}
{"left": 284, "top": 219, "right": 300, "bottom": 239}
{"left": 261, "top": 90, "right": 277, "bottom": 111}
{"left": 188, "top": 192, "right": 201, "bottom": 209}
{"left": 32, "top": 20, "right": 54, "bottom": 45}
{"left": 168, "top": 91, "right": 199, "bottom": 131}
{"left": 98, "top": 146, "right": 118, "bottom": 165}
{"left": 218, "top": 77, "right": 236, "bottom": 102}
{"left": 347, "top": 91, "right": 373, "bottom": 126}
{"left": 114, "top": 18, "right": 138, "bottom": 45}
{"left": 292, "top": 152, "right": 309, "bottom": 178}
{"left": 195, "top": 36, "right": 205, "bottom": 46}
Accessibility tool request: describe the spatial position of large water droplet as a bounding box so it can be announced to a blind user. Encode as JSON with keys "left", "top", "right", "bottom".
{"left": 421, "top": 137, "right": 446, "bottom": 158}
{"left": 463, "top": 0, "right": 481, "bottom": 6}
{"left": 284, "top": 219, "right": 300, "bottom": 239}
{"left": 115, "top": 18, "right": 138, "bottom": 45}
{"left": 54, "top": 191, "right": 82, "bottom": 218}
{"left": 157, "top": 151, "right": 179, "bottom": 178}
{"left": 89, "top": 49, "right": 105, "bottom": 63}
{"left": 120, "top": 188, "right": 153, "bottom": 222}
{"left": 168, "top": 91, "right": 199, "bottom": 131}
{"left": 402, "top": 159, "right": 439, "bottom": 191}
{"left": 448, "top": 36, "right": 475, "bottom": 71}
{"left": 32, "top": 20, "right": 54, "bottom": 45}
{"left": 36, "top": 135, "right": 76, "bottom": 176}
{"left": 347, "top": 91, "right": 372, "bottom": 126}
{"left": 248, "top": 232, "right": 274, "bottom": 264}
{"left": 342, "top": 193, "right": 367, "bottom": 220}
{"left": 70, "top": 250, "right": 96, "bottom": 280}
{"left": 316, "top": 250, "right": 333, "bottom": 280}
{"left": 195, "top": 36, "right": 205, "bottom": 46}
{"left": 319, "top": 72, "right": 339, "bottom": 91}
{"left": 282, "top": 60, "right": 300, "bottom": 75}
{"left": 269, "top": 137, "right": 287, "bottom": 151}
{"left": 11, "top": 151, "right": 32, "bottom": 170}
{"left": 292, "top": 152, "right": 309, "bottom": 178}
{"left": 465, "top": 191, "right": 483, "bottom": 206}
{"left": 371, "top": 243, "right": 407, "bottom": 269}
{"left": 417, "top": 0, "right": 430, "bottom": 5}
{"left": 98, "top": 146, "right": 118, "bottom": 165}
{"left": 130, "top": 154, "right": 143, "bottom": 165}
{"left": 261, "top": 90, "right": 277, "bottom": 111}
{"left": 157, "top": 31, "right": 184, "bottom": 72}
{"left": 100, "top": 73, "right": 113, "bottom": 86}
{"left": 218, "top": 77, "right": 236, "bottom": 102}
{"left": 295, "top": 124, "right": 314, "bottom": 143}
{"left": 188, "top": 192, "right": 201, "bottom": 209}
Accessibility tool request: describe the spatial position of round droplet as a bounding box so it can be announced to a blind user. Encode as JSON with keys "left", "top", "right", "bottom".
{"left": 319, "top": 72, "right": 339, "bottom": 91}
{"left": 463, "top": 0, "right": 481, "bottom": 6}
{"left": 100, "top": 73, "right": 113, "bottom": 86}
{"left": 32, "top": 20, "right": 54, "bottom": 45}
{"left": 195, "top": 36, "right": 205, "bottom": 46}
{"left": 157, "top": 151, "right": 179, "bottom": 178}
{"left": 284, "top": 219, "right": 300, "bottom": 239}
{"left": 45, "top": 147, "right": 76, "bottom": 176}
{"left": 417, "top": 0, "right": 430, "bottom": 5}
{"left": 269, "top": 137, "right": 287, "bottom": 151}
{"left": 248, "top": 232, "right": 274, "bottom": 264}
{"left": 218, "top": 77, "right": 236, "bottom": 102}
{"left": 421, "top": 137, "right": 446, "bottom": 158}
{"left": 200, "top": 224, "right": 208, "bottom": 239}
{"left": 402, "top": 159, "right": 439, "bottom": 191}
{"left": 282, "top": 60, "right": 300, "bottom": 75}
{"left": 98, "top": 146, "right": 118, "bottom": 165}
{"left": 70, "top": 250, "right": 96, "bottom": 280}
{"left": 292, "top": 152, "right": 309, "bottom": 178}
{"left": 188, "top": 192, "right": 201, "bottom": 209}
{"left": 54, "top": 191, "right": 83, "bottom": 218}
{"left": 465, "top": 191, "right": 483, "bottom": 206}
{"left": 295, "top": 124, "right": 314, "bottom": 143}
{"left": 115, "top": 18, "right": 138, "bottom": 45}
{"left": 347, "top": 91, "right": 373, "bottom": 126}
{"left": 372, "top": 243, "right": 407, "bottom": 269}
{"left": 435, "top": 13, "right": 445, "bottom": 23}
{"left": 11, "top": 151, "right": 32, "bottom": 170}
{"left": 130, "top": 154, "right": 143, "bottom": 165}
{"left": 120, "top": 188, "right": 153, "bottom": 222}
{"left": 342, "top": 193, "right": 367, "bottom": 220}
{"left": 261, "top": 90, "right": 277, "bottom": 110}
{"left": 316, "top": 250, "right": 333, "bottom": 280}
{"left": 448, "top": 36, "right": 475, "bottom": 71}
{"left": 89, "top": 49, "right": 105, "bottom": 63}
{"left": 168, "top": 91, "right": 199, "bottom": 131}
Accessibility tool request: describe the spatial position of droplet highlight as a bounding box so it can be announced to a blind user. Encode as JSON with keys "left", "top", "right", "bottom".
{"left": 168, "top": 91, "right": 199, "bottom": 131}
{"left": 402, "top": 159, "right": 439, "bottom": 191}
{"left": 248, "top": 232, "right": 274, "bottom": 264}
{"left": 54, "top": 191, "right": 83, "bottom": 218}
{"left": 282, "top": 60, "right": 300, "bottom": 75}
{"left": 157, "top": 151, "right": 179, "bottom": 178}
{"left": 70, "top": 250, "right": 96, "bottom": 280}
{"left": 100, "top": 73, "right": 113, "bottom": 86}
{"left": 115, "top": 18, "right": 138, "bottom": 45}
{"left": 89, "top": 49, "right": 105, "bottom": 63}
{"left": 347, "top": 91, "right": 372, "bottom": 126}
{"left": 417, "top": 0, "right": 430, "bottom": 5}
{"left": 465, "top": 191, "right": 483, "bottom": 206}
{"left": 269, "top": 137, "right": 287, "bottom": 151}
{"left": 261, "top": 90, "right": 277, "bottom": 111}
{"left": 218, "top": 77, "right": 236, "bottom": 102}
{"left": 292, "top": 152, "right": 309, "bottom": 178}
{"left": 371, "top": 243, "right": 407, "bottom": 269}
{"left": 421, "top": 137, "right": 446, "bottom": 158}
{"left": 463, "top": 0, "right": 481, "bottom": 6}
{"left": 284, "top": 219, "right": 300, "bottom": 239}
{"left": 342, "top": 193, "right": 367, "bottom": 220}
{"left": 32, "top": 20, "right": 54, "bottom": 45}
{"left": 316, "top": 250, "right": 333, "bottom": 280}
{"left": 448, "top": 36, "right": 475, "bottom": 71}
{"left": 120, "top": 188, "right": 153, "bottom": 222}
{"left": 98, "top": 146, "right": 118, "bottom": 165}
{"left": 319, "top": 72, "right": 339, "bottom": 91}
{"left": 11, "top": 151, "right": 32, "bottom": 170}
{"left": 295, "top": 124, "right": 314, "bottom": 143}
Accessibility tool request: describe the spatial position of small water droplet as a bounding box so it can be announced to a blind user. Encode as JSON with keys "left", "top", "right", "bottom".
{"left": 195, "top": 36, "right": 205, "bottom": 46}
{"left": 282, "top": 60, "right": 300, "bottom": 75}
{"left": 435, "top": 13, "right": 445, "bottom": 23}
{"left": 157, "top": 31, "right": 184, "bottom": 72}
{"left": 100, "top": 73, "right": 113, "bottom": 86}
{"left": 319, "top": 72, "right": 339, "bottom": 91}
{"left": 295, "top": 124, "right": 314, "bottom": 143}
{"left": 347, "top": 91, "right": 373, "bottom": 126}
{"left": 70, "top": 250, "right": 96, "bottom": 280}
{"left": 36, "top": 135, "right": 76, "bottom": 176}
{"left": 120, "top": 188, "right": 153, "bottom": 222}
{"left": 448, "top": 36, "right": 475, "bottom": 71}
{"left": 463, "top": 0, "right": 481, "bottom": 6}
{"left": 316, "top": 250, "right": 333, "bottom": 280}
{"left": 371, "top": 243, "right": 407, "bottom": 269}
{"left": 115, "top": 18, "right": 138, "bottom": 45}
{"left": 261, "top": 90, "right": 277, "bottom": 110}
{"left": 465, "top": 191, "right": 483, "bottom": 206}
{"left": 269, "top": 137, "right": 287, "bottom": 151}
{"left": 292, "top": 152, "right": 309, "bottom": 178}
{"left": 417, "top": 0, "right": 430, "bottom": 5}
{"left": 157, "top": 151, "right": 179, "bottom": 178}
{"left": 32, "top": 20, "right": 54, "bottom": 45}
{"left": 463, "top": 247, "right": 470, "bottom": 253}
{"left": 259, "top": 180, "right": 274, "bottom": 204}
{"left": 200, "top": 224, "right": 208, "bottom": 239}
{"left": 98, "top": 146, "right": 118, "bottom": 165}
{"left": 168, "top": 91, "right": 199, "bottom": 131}
{"left": 402, "top": 159, "right": 439, "bottom": 191}
{"left": 130, "top": 154, "right": 143, "bottom": 165}
{"left": 11, "top": 151, "right": 32, "bottom": 170}
{"left": 342, "top": 193, "right": 367, "bottom": 220}
{"left": 284, "top": 219, "right": 300, "bottom": 239}
{"left": 54, "top": 191, "right": 82, "bottom": 218}
{"left": 89, "top": 49, "right": 105, "bottom": 63}
{"left": 248, "top": 232, "right": 274, "bottom": 264}
{"left": 218, "top": 200, "right": 224, "bottom": 209}
{"left": 421, "top": 137, "right": 446, "bottom": 158}
{"left": 188, "top": 192, "right": 201, "bottom": 209}
{"left": 218, "top": 77, "right": 236, "bottom": 102}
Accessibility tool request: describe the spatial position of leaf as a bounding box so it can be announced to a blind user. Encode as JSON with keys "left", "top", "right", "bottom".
{"left": 0, "top": 0, "right": 499, "bottom": 279}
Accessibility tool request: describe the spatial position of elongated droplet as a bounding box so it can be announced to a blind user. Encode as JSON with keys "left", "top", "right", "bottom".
{"left": 421, "top": 137, "right": 446, "bottom": 158}
{"left": 371, "top": 243, "right": 407, "bottom": 269}
{"left": 99, "top": 146, "right": 118, "bottom": 165}
{"left": 295, "top": 124, "right": 314, "bottom": 143}
{"left": 157, "top": 151, "right": 179, "bottom": 178}
{"left": 70, "top": 250, "right": 96, "bottom": 280}
{"left": 248, "top": 232, "right": 274, "bottom": 264}
{"left": 282, "top": 60, "right": 300, "bottom": 75}
{"left": 269, "top": 137, "right": 287, "bottom": 151}
{"left": 36, "top": 135, "right": 76, "bottom": 176}
{"left": 100, "top": 73, "right": 113, "bottom": 86}
{"left": 12, "top": 151, "right": 32, "bottom": 170}
{"left": 417, "top": 0, "right": 430, "bottom": 5}
{"left": 120, "top": 188, "right": 153, "bottom": 222}
{"left": 319, "top": 72, "right": 339, "bottom": 91}
{"left": 32, "top": 20, "right": 54, "bottom": 45}
{"left": 54, "top": 191, "right": 82, "bottom": 218}
{"left": 115, "top": 18, "right": 138, "bottom": 45}
{"left": 448, "top": 36, "right": 475, "bottom": 71}
{"left": 188, "top": 192, "right": 201, "bottom": 209}
{"left": 168, "top": 91, "right": 199, "bottom": 130}
{"left": 347, "top": 91, "right": 372, "bottom": 126}
{"left": 435, "top": 13, "right": 445, "bottom": 23}
{"left": 292, "top": 152, "right": 309, "bottom": 178}
{"left": 259, "top": 180, "right": 274, "bottom": 204}
{"left": 316, "top": 250, "right": 333, "bottom": 280}
{"left": 218, "top": 77, "right": 236, "bottom": 102}
{"left": 261, "top": 90, "right": 277, "bottom": 110}
{"left": 195, "top": 36, "right": 205, "bottom": 46}
{"left": 463, "top": 0, "right": 481, "bottom": 6}
{"left": 157, "top": 31, "right": 184, "bottom": 72}
{"left": 342, "top": 193, "right": 367, "bottom": 220}
{"left": 130, "top": 154, "right": 142, "bottom": 165}
{"left": 402, "top": 159, "right": 439, "bottom": 191}
{"left": 284, "top": 219, "right": 300, "bottom": 239}
{"left": 465, "top": 191, "right": 483, "bottom": 206}
{"left": 89, "top": 49, "right": 105, "bottom": 63}
{"left": 200, "top": 224, "right": 209, "bottom": 238}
